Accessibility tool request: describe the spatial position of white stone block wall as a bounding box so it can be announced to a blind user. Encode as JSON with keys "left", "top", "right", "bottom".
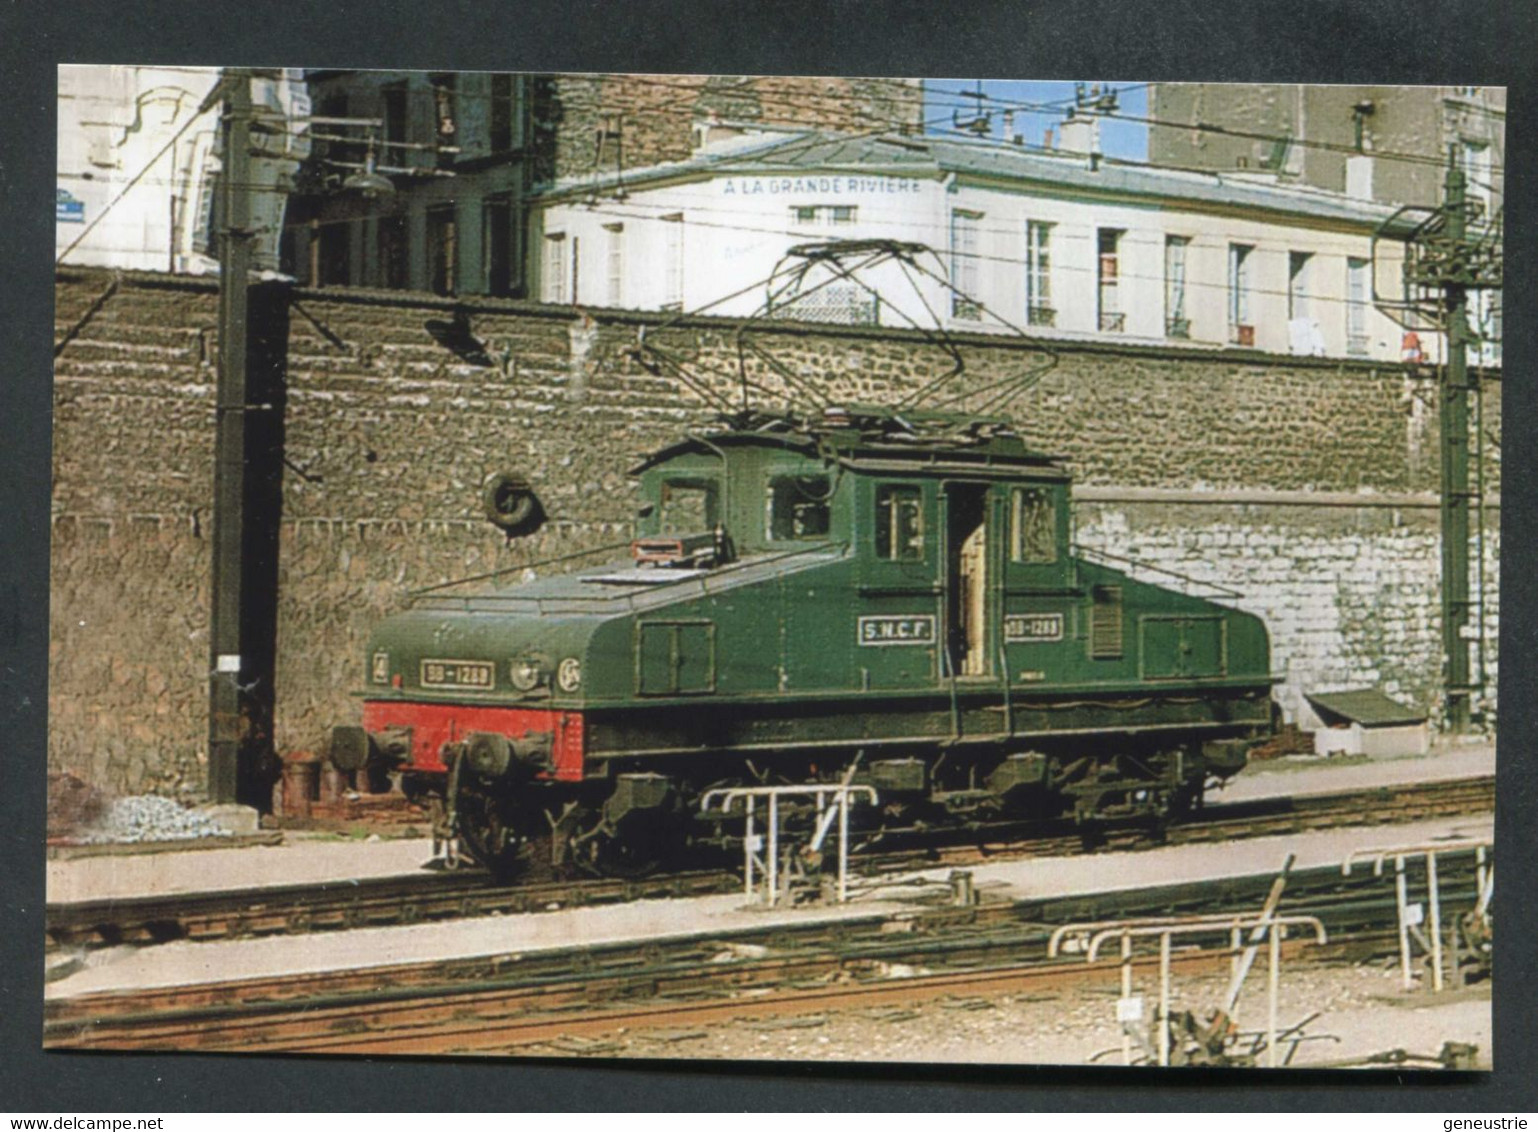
{"left": 1076, "top": 503, "right": 1499, "bottom": 731}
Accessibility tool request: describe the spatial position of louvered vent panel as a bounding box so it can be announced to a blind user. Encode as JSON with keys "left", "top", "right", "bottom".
{"left": 1090, "top": 585, "right": 1124, "bottom": 659}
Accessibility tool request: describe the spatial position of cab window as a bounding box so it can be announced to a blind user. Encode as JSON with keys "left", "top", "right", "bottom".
{"left": 768, "top": 475, "right": 831, "bottom": 540}
{"left": 659, "top": 479, "right": 718, "bottom": 533}
{"left": 875, "top": 485, "right": 924, "bottom": 560}
{"left": 1010, "top": 486, "right": 1058, "bottom": 564}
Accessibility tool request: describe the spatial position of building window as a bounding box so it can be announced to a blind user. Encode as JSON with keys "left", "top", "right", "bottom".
{"left": 317, "top": 219, "right": 351, "bottom": 287}
{"left": 1097, "top": 228, "right": 1124, "bottom": 332}
{"left": 427, "top": 205, "right": 456, "bottom": 296}
{"left": 483, "top": 195, "right": 512, "bottom": 297}
{"left": 1346, "top": 256, "right": 1369, "bottom": 356}
{"left": 1164, "top": 236, "right": 1190, "bottom": 338}
{"left": 192, "top": 174, "right": 219, "bottom": 259}
{"left": 1460, "top": 140, "right": 1494, "bottom": 221}
{"left": 770, "top": 285, "right": 878, "bottom": 326}
{"left": 377, "top": 213, "right": 407, "bottom": 289}
{"left": 1228, "top": 243, "right": 1254, "bottom": 345}
{"left": 1473, "top": 289, "right": 1502, "bottom": 366}
{"left": 1288, "top": 252, "right": 1312, "bottom": 320}
{"left": 1010, "top": 487, "right": 1057, "bottom": 564}
{"left": 543, "top": 232, "right": 567, "bottom": 303}
{"left": 316, "top": 91, "right": 359, "bottom": 165}
{"left": 604, "top": 223, "right": 624, "bottom": 308}
{"left": 950, "top": 210, "right": 981, "bottom": 319}
{"left": 430, "top": 73, "right": 457, "bottom": 168}
{"left": 790, "top": 204, "right": 857, "bottom": 227}
{"left": 768, "top": 475, "right": 831, "bottom": 541}
{"left": 662, "top": 213, "right": 684, "bottom": 311}
{"left": 490, "top": 73, "right": 515, "bottom": 153}
{"left": 876, "top": 485, "right": 924, "bottom": 561}
{"left": 660, "top": 479, "right": 718, "bottom": 534}
{"left": 382, "top": 82, "right": 408, "bottom": 150}
{"left": 1025, "top": 221, "right": 1054, "bottom": 327}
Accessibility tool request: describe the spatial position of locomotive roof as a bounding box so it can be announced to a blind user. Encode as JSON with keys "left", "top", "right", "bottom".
{"left": 632, "top": 406, "right": 1068, "bottom": 479}
{"left": 415, "top": 544, "right": 849, "bottom": 614}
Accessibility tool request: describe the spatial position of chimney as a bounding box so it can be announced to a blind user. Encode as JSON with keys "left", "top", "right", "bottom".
{"left": 691, "top": 111, "right": 747, "bottom": 153}
{"left": 1059, "top": 112, "right": 1101, "bottom": 164}
{"left": 1346, "top": 154, "right": 1375, "bottom": 202}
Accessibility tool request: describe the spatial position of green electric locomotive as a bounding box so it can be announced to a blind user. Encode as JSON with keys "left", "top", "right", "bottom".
{"left": 332, "top": 405, "right": 1275, "bottom": 878}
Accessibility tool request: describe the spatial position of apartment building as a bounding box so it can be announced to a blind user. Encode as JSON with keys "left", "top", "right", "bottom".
{"left": 534, "top": 129, "right": 1420, "bottom": 364}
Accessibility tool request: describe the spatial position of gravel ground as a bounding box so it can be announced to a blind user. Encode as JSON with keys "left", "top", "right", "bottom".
{"left": 73, "top": 795, "right": 233, "bottom": 844}
{"left": 522, "top": 960, "right": 1492, "bottom": 1070}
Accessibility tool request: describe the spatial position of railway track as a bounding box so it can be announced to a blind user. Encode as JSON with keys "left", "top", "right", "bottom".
{"left": 45, "top": 849, "right": 1489, "bottom": 1054}
{"left": 46, "top": 773, "right": 1492, "bottom": 954}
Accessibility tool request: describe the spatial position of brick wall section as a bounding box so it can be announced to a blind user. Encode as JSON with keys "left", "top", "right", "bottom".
{"left": 51, "top": 270, "right": 1502, "bottom": 795}
{"left": 540, "top": 75, "right": 926, "bottom": 183}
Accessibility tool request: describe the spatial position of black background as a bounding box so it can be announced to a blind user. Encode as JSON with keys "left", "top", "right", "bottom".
{"left": 2, "top": 0, "right": 1534, "bottom": 1111}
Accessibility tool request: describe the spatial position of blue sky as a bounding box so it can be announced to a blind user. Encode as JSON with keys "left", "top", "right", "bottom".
{"left": 921, "top": 80, "right": 1149, "bottom": 161}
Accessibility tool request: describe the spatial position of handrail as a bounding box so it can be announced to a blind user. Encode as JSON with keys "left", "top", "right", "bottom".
{"left": 1341, "top": 836, "right": 1492, "bottom": 876}
{"left": 409, "top": 540, "right": 635, "bottom": 597}
{"left": 1083, "top": 915, "right": 1327, "bottom": 963}
{"left": 418, "top": 541, "right": 849, "bottom": 615}
{"left": 1073, "top": 543, "right": 1243, "bottom": 600}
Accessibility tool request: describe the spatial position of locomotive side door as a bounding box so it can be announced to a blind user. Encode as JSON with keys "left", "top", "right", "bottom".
{"left": 856, "top": 477, "right": 941, "bottom": 691}
{"left": 999, "top": 478, "right": 1075, "bottom": 693}
{"left": 941, "top": 481, "right": 995, "bottom": 681}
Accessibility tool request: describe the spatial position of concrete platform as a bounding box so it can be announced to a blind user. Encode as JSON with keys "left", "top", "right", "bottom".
{"left": 47, "top": 811, "right": 1493, "bottom": 1001}
{"left": 1214, "top": 741, "right": 1493, "bottom": 804}
{"left": 46, "top": 834, "right": 438, "bottom": 905}
{"left": 47, "top": 741, "right": 1494, "bottom": 908}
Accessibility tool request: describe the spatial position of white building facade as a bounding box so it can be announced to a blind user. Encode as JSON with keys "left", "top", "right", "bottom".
{"left": 57, "top": 65, "right": 310, "bottom": 274}
{"left": 533, "top": 131, "right": 1430, "bottom": 366}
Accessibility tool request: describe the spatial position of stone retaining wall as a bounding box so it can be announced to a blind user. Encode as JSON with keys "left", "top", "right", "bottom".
{"left": 50, "top": 270, "right": 1501, "bottom": 794}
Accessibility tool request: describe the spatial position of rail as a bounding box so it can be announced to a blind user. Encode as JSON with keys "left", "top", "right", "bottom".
{"left": 46, "top": 774, "right": 1492, "bottom": 953}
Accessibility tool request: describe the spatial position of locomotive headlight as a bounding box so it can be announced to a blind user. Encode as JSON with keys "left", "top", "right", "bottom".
{"left": 509, "top": 656, "right": 543, "bottom": 691}
{"left": 556, "top": 657, "right": 582, "bottom": 693}
{"left": 371, "top": 651, "right": 390, "bottom": 685}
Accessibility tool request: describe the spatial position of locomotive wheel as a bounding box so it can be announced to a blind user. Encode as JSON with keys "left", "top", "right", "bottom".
{"left": 588, "top": 830, "right": 664, "bottom": 879}
{"left": 455, "top": 792, "right": 528, "bottom": 884}
{"left": 570, "top": 814, "right": 676, "bottom": 879}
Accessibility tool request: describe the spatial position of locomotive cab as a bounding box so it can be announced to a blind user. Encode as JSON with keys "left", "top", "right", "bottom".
{"left": 631, "top": 436, "right": 851, "bottom": 559}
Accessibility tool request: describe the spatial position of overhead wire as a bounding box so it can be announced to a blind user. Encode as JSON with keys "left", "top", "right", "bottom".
{"left": 932, "top": 84, "right": 1506, "bottom": 176}
{"left": 63, "top": 73, "right": 1500, "bottom": 340}
{"left": 124, "top": 160, "right": 1477, "bottom": 323}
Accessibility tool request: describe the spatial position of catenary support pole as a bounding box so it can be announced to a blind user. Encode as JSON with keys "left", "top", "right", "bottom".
{"left": 208, "top": 68, "right": 254, "bottom": 804}
{"left": 1441, "top": 145, "right": 1473, "bottom": 733}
